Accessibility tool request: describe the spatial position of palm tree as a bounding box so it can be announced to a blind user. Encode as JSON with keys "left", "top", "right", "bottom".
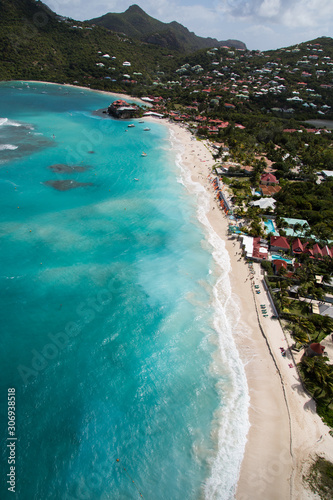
{"left": 312, "top": 315, "right": 333, "bottom": 342}
{"left": 301, "top": 356, "right": 329, "bottom": 395}
{"left": 288, "top": 315, "right": 316, "bottom": 343}
{"left": 301, "top": 356, "right": 333, "bottom": 406}
{"left": 293, "top": 222, "right": 303, "bottom": 236}
{"left": 304, "top": 282, "right": 324, "bottom": 304}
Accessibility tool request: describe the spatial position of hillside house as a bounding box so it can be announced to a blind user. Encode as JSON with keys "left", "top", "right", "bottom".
{"left": 312, "top": 243, "right": 323, "bottom": 257}
{"left": 292, "top": 238, "right": 304, "bottom": 255}
{"left": 270, "top": 236, "right": 290, "bottom": 253}
{"left": 260, "top": 173, "right": 278, "bottom": 185}
{"left": 272, "top": 259, "right": 288, "bottom": 274}
{"left": 321, "top": 245, "right": 332, "bottom": 258}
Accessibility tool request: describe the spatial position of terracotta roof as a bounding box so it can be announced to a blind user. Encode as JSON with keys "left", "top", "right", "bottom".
{"left": 273, "top": 259, "right": 287, "bottom": 271}
{"left": 309, "top": 343, "right": 325, "bottom": 355}
{"left": 260, "top": 185, "right": 282, "bottom": 195}
{"left": 292, "top": 238, "right": 304, "bottom": 253}
{"left": 270, "top": 236, "right": 290, "bottom": 250}
{"left": 261, "top": 173, "right": 278, "bottom": 184}
{"left": 321, "top": 245, "right": 332, "bottom": 258}
{"left": 252, "top": 237, "right": 269, "bottom": 259}
{"left": 313, "top": 243, "right": 323, "bottom": 256}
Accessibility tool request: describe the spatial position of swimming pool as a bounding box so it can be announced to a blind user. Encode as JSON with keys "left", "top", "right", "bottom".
{"left": 264, "top": 219, "right": 279, "bottom": 235}
{"left": 271, "top": 254, "right": 293, "bottom": 264}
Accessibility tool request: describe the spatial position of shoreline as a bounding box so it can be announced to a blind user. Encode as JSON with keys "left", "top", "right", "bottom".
{"left": 12, "top": 80, "right": 149, "bottom": 106}
{"left": 8, "top": 81, "right": 333, "bottom": 497}
{"left": 169, "top": 125, "right": 250, "bottom": 497}
{"left": 164, "top": 120, "right": 333, "bottom": 499}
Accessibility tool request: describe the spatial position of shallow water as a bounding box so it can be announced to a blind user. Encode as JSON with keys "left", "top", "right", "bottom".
{"left": 0, "top": 81, "right": 249, "bottom": 500}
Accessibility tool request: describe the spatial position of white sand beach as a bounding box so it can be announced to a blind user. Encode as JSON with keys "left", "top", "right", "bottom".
{"left": 163, "top": 119, "right": 333, "bottom": 499}
{"left": 24, "top": 81, "right": 148, "bottom": 106}
{"left": 20, "top": 82, "right": 333, "bottom": 497}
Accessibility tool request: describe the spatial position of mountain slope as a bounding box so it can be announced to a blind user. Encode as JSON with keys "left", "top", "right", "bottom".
{"left": 0, "top": 0, "right": 56, "bottom": 20}
{"left": 87, "top": 4, "right": 246, "bottom": 52}
{"left": 0, "top": 0, "right": 182, "bottom": 88}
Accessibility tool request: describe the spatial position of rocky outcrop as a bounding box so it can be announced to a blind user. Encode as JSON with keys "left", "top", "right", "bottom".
{"left": 107, "top": 99, "right": 140, "bottom": 119}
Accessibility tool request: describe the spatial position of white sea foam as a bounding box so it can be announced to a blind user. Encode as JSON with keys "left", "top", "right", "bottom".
{"left": 5, "top": 119, "right": 22, "bottom": 127}
{"left": 0, "top": 117, "right": 33, "bottom": 128}
{"left": 169, "top": 127, "right": 250, "bottom": 499}
{"left": 0, "top": 144, "right": 18, "bottom": 150}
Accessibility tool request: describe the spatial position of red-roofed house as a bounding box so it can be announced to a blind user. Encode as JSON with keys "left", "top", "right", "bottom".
{"left": 261, "top": 173, "right": 278, "bottom": 185}
{"left": 313, "top": 243, "right": 323, "bottom": 257}
{"left": 112, "top": 99, "right": 129, "bottom": 106}
{"left": 272, "top": 259, "right": 287, "bottom": 274}
{"left": 303, "top": 244, "right": 314, "bottom": 257}
{"left": 261, "top": 185, "right": 282, "bottom": 195}
{"left": 270, "top": 236, "right": 290, "bottom": 252}
{"left": 292, "top": 238, "right": 304, "bottom": 255}
{"left": 321, "top": 245, "right": 332, "bottom": 258}
{"left": 303, "top": 343, "right": 325, "bottom": 359}
{"left": 252, "top": 237, "right": 269, "bottom": 260}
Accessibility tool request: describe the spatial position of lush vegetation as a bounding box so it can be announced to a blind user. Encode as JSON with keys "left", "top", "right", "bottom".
{"left": 265, "top": 256, "right": 333, "bottom": 428}
{"left": 88, "top": 4, "right": 246, "bottom": 53}
{"left": 275, "top": 180, "right": 333, "bottom": 240}
{"left": 1, "top": 0, "right": 333, "bottom": 448}
{"left": 0, "top": 0, "right": 184, "bottom": 91}
{"left": 304, "top": 455, "right": 333, "bottom": 499}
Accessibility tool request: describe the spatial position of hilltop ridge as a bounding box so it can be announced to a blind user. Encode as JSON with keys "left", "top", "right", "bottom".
{"left": 87, "top": 4, "right": 246, "bottom": 53}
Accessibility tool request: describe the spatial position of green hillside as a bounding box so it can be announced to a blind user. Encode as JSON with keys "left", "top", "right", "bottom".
{"left": 87, "top": 4, "right": 246, "bottom": 53}
{"left": 0, "top": 0, "right": 332, "bottom": 115}
{"left": 0, "top": 0, "right": 182, "bottom": 91}
{"left": 88, "top": 4, "right": 164, "bottom": 39}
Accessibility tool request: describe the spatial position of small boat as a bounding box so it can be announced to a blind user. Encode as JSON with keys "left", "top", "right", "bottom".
{"left": 128, "top": 124, "right": 135, "bottom": 128}
{"left": 138, "top": 120, "right": 144, "bottom": 123}
{"left": 143, "top": 127, "right": 150, "bottom": 131}
{"left": 134, "top": 178, "right": 139, "bottom": 181}
{"left": 141, "top": 152, "right": 147, "bottom": 157}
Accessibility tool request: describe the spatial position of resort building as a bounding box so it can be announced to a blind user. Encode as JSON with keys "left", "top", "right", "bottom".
{"left": 270, "top": 235, "right": 290, "bottom": 253}
{"left": 260, "top": 184, "right": 282, "bottom": 196}
{"left": 272, "top": 259, "right": 288, "bottom": 274}
{"left": 313, "top": 243, "right": 323, "bottom": 257}
{"left": 282, "top": 218, "right": 309, "bottom": 237}
{"left": 249, "top": 197, "right": 276, "bottom": 210}
{"left": 321, "top": 245, "right": 332, "bottom": 258}
{"left": 240, "top": 235, "right": 269, "bottom": 261}
{"left": 107, "top": 99, "right": 139, "bottom": 118}
{"left": 292, "top": 238, "right": 304, "bottom": 255}
{"left": 260, "top": 173, "right": 278, "bottom": 185}
{"left": 302, "top": 343, "right": 326, "bottom": 358}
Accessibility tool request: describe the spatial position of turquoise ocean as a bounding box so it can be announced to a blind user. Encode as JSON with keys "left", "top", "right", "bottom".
{"left": 0, "top": 82, "right": 249, "bottom": 500}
